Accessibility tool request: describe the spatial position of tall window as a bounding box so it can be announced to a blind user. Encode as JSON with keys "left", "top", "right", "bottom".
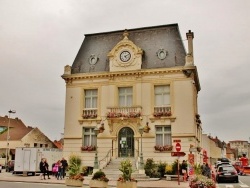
{"left": 154, "top": 85, "right": 170, "bottom": 107}
{"left": 155, "top": 126, "right": 172, "bottom": 146}
{"left": 83, "top": 128, "right": 96, "bottom": 146}
{"left": 84, "top": 89, "right": 97, "bottom": 109}
{"left": 119, "top": 87, "right": 132, "bottom": 107}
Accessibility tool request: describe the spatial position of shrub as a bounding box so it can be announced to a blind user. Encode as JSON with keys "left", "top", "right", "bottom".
{"left": 165, "top": 163, "right": 174, "bottom": 175}
{"left": 171, "top": 160, "right": 180, "bottom": 175}
{"left": 144, "top": 158, "right": 160, "bottom": 178}
{"left": 92, "top": 170, "right": 109, "bottom": 182}
{"left": 157, "top": 161, "right": 167, "bottom": 177}
{"left": 118, "top": 159, "right": 136, "bottom": 182}
{"left": 68, "top": 154, "right": 84, "bottom": 181}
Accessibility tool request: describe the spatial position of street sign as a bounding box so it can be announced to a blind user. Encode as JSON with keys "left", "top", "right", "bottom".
{"left": 171, "top": 152, "right": 186, "bottom": 157}
{"left": 175, "top": 142, "right": 181, "bottom": 152}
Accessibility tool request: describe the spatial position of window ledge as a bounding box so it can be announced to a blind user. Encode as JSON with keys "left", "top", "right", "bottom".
{"left": 78, "top": 118, "right": 102, "bottom": 124}
{"left": 149, "top": 116, "right": 176, "bottom": 122}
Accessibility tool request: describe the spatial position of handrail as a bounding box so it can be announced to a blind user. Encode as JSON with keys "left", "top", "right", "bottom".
{"left": 98, "top": 148, "right": 140, "bottom": 169}
{"left": 98, "top": 148, "right": 118, "bottom": 169}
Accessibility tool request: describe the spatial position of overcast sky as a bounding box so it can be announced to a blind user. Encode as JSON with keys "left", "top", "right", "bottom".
{"left": 0, "top": 0, "right": 250, "bottom": 142}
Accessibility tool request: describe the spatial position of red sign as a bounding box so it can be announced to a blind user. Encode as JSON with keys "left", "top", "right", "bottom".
{"left": 188, "top": 153, "right": 194, "bottom": 165}
{"left": 171, "top": 152, "right": 186, "bottom": 157}
{"left": 175, "top": 142, "right": 181, "bottom": 152}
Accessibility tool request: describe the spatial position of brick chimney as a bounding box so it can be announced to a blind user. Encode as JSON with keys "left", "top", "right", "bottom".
{"left": 185, "top": 30, "right": 194, "bottom": 66}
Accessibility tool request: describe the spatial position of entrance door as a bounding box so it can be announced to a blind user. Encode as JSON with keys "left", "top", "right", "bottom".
{"left": 118, "top": 127, "right": 134, "bottom": 157}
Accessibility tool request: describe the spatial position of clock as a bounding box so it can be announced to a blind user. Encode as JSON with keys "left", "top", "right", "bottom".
{"left": 120, "top": 50, "right": 131, "bottom": 62}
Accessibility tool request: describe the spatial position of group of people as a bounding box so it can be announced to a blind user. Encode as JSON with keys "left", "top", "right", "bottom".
{"left": 179, "top": 160, "right": 212, "bottom": 180}
{"left": 39, "top": 157, "right": 68, "bottom": 180}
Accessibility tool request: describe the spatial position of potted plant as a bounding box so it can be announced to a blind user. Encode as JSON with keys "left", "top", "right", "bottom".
{"left": 65, "top": 154, "right": 84, "bottom": 187}
{"left": 89, "top": 170, "right": 109, "bottom": 188}
{"left": 99, "top": 123, "right": 105, "bottom": 133}
{"left": 197, "top": 146, "right": 202, "bottom": 153}
{"left": 189, "top": 174, "right": 216, "bottom": 188}
{"left": 117, "top": 159, "right": 137, "bottom": 188}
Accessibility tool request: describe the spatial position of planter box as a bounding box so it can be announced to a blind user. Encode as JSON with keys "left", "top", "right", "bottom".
{"left": 89, "top": 180, "right": 108, "bottom": 188}
{"left": 117, "top": 181, "right": 137, "bottom": 188}
{"left": 65, "top": 179, "right": 83, "bottom": 187}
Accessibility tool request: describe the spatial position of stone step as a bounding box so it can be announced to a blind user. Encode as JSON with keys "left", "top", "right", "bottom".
{"left": 100, "top": 157, "right": 149, "bottom": 181}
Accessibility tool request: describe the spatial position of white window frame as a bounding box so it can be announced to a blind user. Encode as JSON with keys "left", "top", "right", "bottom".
{"left": 155, "top": 125, "right": 172, "bottom": 146}
{"left": 118, "top": 87, "right": 133, "bottom": 107}
{"left": 84, "top": 89, "right": 97, "bottom": 109}
{"left": 82, "top": 128, "right": 97, "bottom": 147}
{"left": 154, "top": 85, "right": 170, "bottom": 107}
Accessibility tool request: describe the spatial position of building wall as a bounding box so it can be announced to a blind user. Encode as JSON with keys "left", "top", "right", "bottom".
{"left": 62, "top": 68, "right": 201, "bottom": 166}
{"left": 62, "top": 27, "right": 201, "bottom": 168}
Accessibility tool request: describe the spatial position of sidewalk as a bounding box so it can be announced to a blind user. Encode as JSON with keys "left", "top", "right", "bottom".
{"left": 0, "top": 171, "right": 189, "bottom": 188}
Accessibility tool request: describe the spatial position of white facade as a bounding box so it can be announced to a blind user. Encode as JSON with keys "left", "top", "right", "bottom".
{"left": 62, "top": 25, "right": 202, "bottom": 168}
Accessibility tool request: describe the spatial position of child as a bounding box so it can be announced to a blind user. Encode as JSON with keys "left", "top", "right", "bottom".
{"left": 57, "top": 160, "right": 63, "bottom": 180}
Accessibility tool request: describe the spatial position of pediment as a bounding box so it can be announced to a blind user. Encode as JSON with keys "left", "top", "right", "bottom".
{"left": 108, "top": 30, "right": 143, "bottom": 72}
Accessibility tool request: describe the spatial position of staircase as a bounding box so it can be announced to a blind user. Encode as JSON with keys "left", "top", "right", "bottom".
{"left": 101, "top": 157, "right": 150, "bottom": 181}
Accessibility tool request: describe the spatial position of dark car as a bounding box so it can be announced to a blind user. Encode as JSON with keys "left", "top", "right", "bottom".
{"left": 216, "top": 165, "right": 238, "bottom": 183}
{"left": 6, "top": 160, "right": 14, "bottom": 172}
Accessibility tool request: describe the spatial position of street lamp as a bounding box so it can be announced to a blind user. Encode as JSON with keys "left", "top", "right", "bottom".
{"left": 5, "top": 110, "right": 16, "bottom": 170}
{"left": 138, "top": 126, "right": 144, "bottom": 173}
{"left": 93, "top": 127, "right": 100, "bottom": 171}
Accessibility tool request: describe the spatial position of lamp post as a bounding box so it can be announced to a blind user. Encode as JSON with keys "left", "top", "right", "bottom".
{"left": 138, "top": 126, "right": 144, "bottom": 174}
{"left": 5, "top": 110, "right": 16, "bottom": 170}
{"left": 93, "top": 127, "right": 99, "bottom": 172}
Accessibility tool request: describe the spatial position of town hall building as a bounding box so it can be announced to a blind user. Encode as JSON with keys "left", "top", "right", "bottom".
{"left": 61, "top": 24, "right": 202, "bottom": 170}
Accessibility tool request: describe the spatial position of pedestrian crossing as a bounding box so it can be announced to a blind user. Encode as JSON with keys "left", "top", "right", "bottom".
{"left": 216, "top": 184, "right": 249, "bottom": 188}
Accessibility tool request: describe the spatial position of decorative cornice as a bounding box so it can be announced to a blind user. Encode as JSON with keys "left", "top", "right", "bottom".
{"left": 61, "top": 67, "right": 196, "bottom": 83}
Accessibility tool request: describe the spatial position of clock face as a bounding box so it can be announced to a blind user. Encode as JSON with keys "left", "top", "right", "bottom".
{"left": 120, "top": 51, "right": 131, "bottom": 62}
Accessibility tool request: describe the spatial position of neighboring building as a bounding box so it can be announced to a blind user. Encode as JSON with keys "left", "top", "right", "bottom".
{"left": 201, "top": 134, "right": 211, "bottom": 164}
{"left": 54, "top": 139, "right": 64, "bottom": 150}
{"left": 229, "top": 140, "right": 249, "bottom": 158}
{"left": 0, "top": 115, "right": 57, "bottom": 162}
{"left": 226, "top": 143, "right": 236, "bottom": 161}
{"left": 208, "top": 136, "right": 226, "bottom": 164}
{"left": 62, "top": 24, "right": 202, "bottom": 169}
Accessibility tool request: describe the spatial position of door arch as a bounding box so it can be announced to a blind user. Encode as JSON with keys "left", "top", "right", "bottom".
{"left": 118, "top": 127, "right": 134, "bottom": 157}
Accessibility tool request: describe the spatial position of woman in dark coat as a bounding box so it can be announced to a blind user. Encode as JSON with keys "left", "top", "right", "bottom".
{"left": 39, "top": 158, "right": 46, "bottom": 180}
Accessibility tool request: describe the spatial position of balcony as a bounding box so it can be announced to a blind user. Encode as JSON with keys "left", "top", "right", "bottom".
{"left": 153, "top": 106, "right": 171, "bottom": 117}
{"left": 106, "top": 106, "right": 142, "bottom": 119}
{"left": 82, "top": 108, "right": 98, "bottom": 119}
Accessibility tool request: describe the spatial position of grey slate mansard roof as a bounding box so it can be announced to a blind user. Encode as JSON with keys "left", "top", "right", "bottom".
{"left": 71, "top": 23, "right": 187, "bottom": 74}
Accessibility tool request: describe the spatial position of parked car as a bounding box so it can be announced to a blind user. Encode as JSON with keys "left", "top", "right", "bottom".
{"left": 216, "top": 161, "right": 230, "bottom": 170}
{"left": 216, "top": 164, "right": 238, "bottom": 183}
{"left": 6, "top": 160, "right": 14, "bottom": 172}
{"left": 215, "top": 158, "right": 231, "bottom": 170}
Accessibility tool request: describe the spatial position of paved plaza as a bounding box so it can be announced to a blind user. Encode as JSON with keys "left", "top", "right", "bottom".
{"left": 0, "top": 171, "right": 189, "bottom": 188}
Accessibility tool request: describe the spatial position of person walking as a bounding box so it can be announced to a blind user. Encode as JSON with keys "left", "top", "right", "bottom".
{"left": 203, "top": 163, "right": 211, "bottom": 178}
{"left": 60, "top": 157, "right": 68, "bottom": 179}
{"left": 180, "top": 160, "right": 188, "bottom": 181}
{"left": 39, "top": 158, "right": 46, "bottom": 180}
{"left": 44, "top": 158, "right": 51, "bottom": 179}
